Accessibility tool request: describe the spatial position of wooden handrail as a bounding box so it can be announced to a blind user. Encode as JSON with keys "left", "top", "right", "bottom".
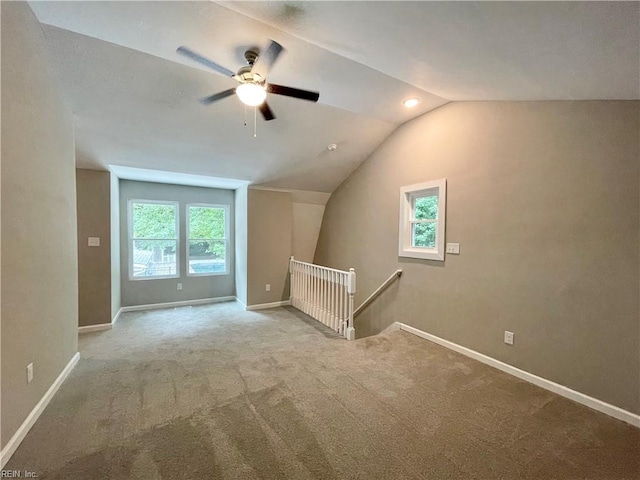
{"left": 353, "top": 270, "right": 402, "bottom": 317}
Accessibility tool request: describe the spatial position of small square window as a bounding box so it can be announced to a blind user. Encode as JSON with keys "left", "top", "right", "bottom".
{"left": 399, "top": 179, "right": 446, "bottom": 261}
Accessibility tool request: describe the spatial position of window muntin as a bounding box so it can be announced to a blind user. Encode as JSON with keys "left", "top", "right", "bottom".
{"left": 187, "top": 204, "right": 229, "bottom": 276}
{"left": 399, "top": 179, "right": 446, "bottom": 261}
{"left": 129, "top": 200, "right": 179, "bottom": 279}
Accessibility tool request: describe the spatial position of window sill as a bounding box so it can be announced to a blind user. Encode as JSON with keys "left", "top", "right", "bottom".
{"left": 128, "top": 274, "right": 180, "bottom": 281}
{"left": 399, "top": 247, "right": 444, "bottom": 261}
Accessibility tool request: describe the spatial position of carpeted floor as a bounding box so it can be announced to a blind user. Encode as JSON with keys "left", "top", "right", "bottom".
{"left": 7, "top": 301, "right": 639, "bottom": 479}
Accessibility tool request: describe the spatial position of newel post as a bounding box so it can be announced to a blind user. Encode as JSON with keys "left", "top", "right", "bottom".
{"left": 289, "top": 256, "right": 295, "bottom": 303}
{"left": 345, "top": 267, "right": 356, "bottom": 341}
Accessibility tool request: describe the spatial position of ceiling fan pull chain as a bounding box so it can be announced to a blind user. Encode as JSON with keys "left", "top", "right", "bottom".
{"left": 254, "top": 106, "right": 257, "bottom": 138}
{"left": 244, "top": 104, "right": 247, "bottom": 127}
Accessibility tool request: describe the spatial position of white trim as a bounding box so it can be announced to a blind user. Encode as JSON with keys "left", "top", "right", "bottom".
{"left": 78, "top": 307, "right": 123, "bottom": 333}
{"left": 120, "top": 296, "right": 236, "bottom": 313}
{"left": 381, "top": 322, "right": 402, "bottom": 334}
{"left": 108, "top": 165, "right": 250, "bottom": 190}
{"left": 128, "top": 199, "right": 180, "bottom": 281}
{"left": 235, "top": 298, "right": 247, "bottom": 310}
{"left": 186, "top": 203, "right": 230, "bottom": 277}
{"left": 112, "top": 307, "right": 123, "bottom": 325}
{"left": 246, "top": 300, "right": 291, "bottom": 311}
{"left": 78, "top": 323, "right": 112, "bottom": 334}
{"left": 398, "top": 178, "right": 446, "bottom": 261}
{"left": 0, "top": 352, "right": 80, "bottom": 468}
{"left": 394, "top": 322, "right": 640, "bottom": 428}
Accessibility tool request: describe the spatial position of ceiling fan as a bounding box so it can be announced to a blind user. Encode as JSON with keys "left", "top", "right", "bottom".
{"left": 176, "top": 40, "right": 320, "bottom": 121}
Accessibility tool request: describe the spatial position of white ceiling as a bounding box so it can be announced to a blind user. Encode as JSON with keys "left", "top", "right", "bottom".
{"left": 223, "top": 1, "right": 640, "bottom": 101}
{"left": 30, "top": 1, "right": 639, "bottom": 193}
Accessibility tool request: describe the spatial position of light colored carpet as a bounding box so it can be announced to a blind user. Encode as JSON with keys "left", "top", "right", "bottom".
{"left": 7, "top": 301, "right": 639, "bottom": 479}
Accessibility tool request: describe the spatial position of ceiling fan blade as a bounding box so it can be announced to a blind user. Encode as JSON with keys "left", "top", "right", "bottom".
{"left": 176, "top": 46, "right": 235, "bottom": 77}
{"left": 199, "top": 88, "right": 236, "bottom": 105}
{"left": 259, "top": 102, "right": 276, "bottom": 121}
{"left": 266, "top": 83, "right": 320, "bottom": 102}
{"left": 251, "top": 40, "right": 284, "bottom": 79}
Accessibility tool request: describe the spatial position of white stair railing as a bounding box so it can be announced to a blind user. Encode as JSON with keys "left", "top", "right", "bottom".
{"left": 289, "top": 257, "right": 356, "bottom": 340}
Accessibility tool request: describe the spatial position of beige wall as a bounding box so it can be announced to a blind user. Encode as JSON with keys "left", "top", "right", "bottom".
{"left": 292, "top": 202, "right": 325, "bottom": 263}
{"left": 1, "top": 1, "right": 79, "bottom": 449}
{"left": 76, "top": 169, "right": 112, "bottom": 327}
{"left": 110, "top": 173, "right": 121, "bottom": 320}
{"left": 315, "top": 101, "right": 640, "bottom": 414}
{"left": 247, "top": 189, "right": 292, "bottom": 305}
{"left": 235, "top": 186, "right": 248, "bottom": 305}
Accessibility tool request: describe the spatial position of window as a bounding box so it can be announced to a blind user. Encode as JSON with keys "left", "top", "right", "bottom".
{"left": 187, "top": 204, "right": 229, "bottom": 276}
{"left": 399, "top": 179, "right": 446, "bottom": 261}
{"left": 129, "top": 200, "right": 179, "bottom": 279}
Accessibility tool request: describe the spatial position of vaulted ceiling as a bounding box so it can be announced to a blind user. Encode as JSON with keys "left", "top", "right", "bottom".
{"left": 31, "top": 1, "right": 639, "bottom": 193}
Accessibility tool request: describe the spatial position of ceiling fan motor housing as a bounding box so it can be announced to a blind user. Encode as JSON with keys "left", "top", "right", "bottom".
{"left": 244, "top": 49, "right": 259, "bottom": 65}
{"left": 235, "top": 66, "right": 264, "bottom": 84}
{"left": 176, "top": 40, "right": 320, "bottom": 121}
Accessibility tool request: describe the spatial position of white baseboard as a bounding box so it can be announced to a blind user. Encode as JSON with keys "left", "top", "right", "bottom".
{"left": 112, "top": 307, "right": 122, "bottom": 325}
{"left": 78, "top": 307, "right": 123, "bottom": 334}
{"left": 78, "top": 323, "right": 112, "bottom": 334}
{"left": 120, "top": 296, "right": 236, "bottom": 313}
{"left": 0, "top": 352, "right": 80, "bottom": 468}
{"left": 235, "top": 298, "right": 247, "bottom": 310}
{"left": 381, "top": 322, "right": 401, "bottom": 334}
{"left": 246, "top": 300, "right": 291, "bottom": 311}
{"left": 394, "top": 322, "right": 640, "bottom": 428}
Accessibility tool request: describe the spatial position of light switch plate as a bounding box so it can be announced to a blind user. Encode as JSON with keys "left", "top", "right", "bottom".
{"left": 88, "top": 237, "right": 100, "bottom": 247}
{"left": 446, "top": 243, "right": 460, "bottom": 254}
{"left": 504, "top": 331, "right": 515, "bottom": 345}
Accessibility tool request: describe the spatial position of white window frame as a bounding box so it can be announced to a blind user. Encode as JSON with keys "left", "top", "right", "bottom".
{"left": 128, "top": 199, "right": 180, "bottom": 280}
{"left": 398, "top": 178, "right": 447, "bottom": 261}
{"left": 186, "top": 203, "right": 230, "bottom": 277}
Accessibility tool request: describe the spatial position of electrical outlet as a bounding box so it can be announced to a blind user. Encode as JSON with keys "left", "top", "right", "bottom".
{"left": 27, "top": 363, "right": 34, "bottom": 383}
{"left": 266, "top": 284, "right": 271, "bottom": 292}
{"left": 177, "top": 283, "right": 183, "bottom": 291}
{"left": 504, "top": 331, "right": 515, "bottom": 346}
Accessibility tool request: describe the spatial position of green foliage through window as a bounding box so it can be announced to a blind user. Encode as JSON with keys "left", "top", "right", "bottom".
{"left": 132, "top": 203, "right": 177, "bottom": 239}
{"left": 411, "top": 195, "right": 438, "bottom": 248}
{"left": 189, "top": 206, "right": 225, "bottom": 239}
{"left": 412, "top": 223, "right": 436, "bottom": 248}
{"left": 130, "top": 201, "right": 178, "bottom": 277}
{"left": 188, "top": 206, "right": 227, "bottom": 270}
{"left": 414, "top": 196, "right": 438, "bottom": 220}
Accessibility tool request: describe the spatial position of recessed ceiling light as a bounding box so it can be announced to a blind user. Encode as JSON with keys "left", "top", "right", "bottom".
{"left": 403, "top": 97, "right": 421, "bottom": 108}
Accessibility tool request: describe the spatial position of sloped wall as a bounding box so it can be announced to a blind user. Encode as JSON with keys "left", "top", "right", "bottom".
{"left": 315, "top": 101, "right": 639, "bottom": 414}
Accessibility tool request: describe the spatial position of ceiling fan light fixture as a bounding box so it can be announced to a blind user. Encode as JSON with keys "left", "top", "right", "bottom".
{"left": 236, "top": 83, "right": 267, "bottom": 106}
{"left": 403, "top": 97, "right": 421, "bottom": 108}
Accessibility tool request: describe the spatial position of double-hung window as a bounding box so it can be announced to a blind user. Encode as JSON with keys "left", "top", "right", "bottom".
{"left": 129, "top": 200, "right": 179, "bottom": 279}
{"left": 187, "top": 204, "right": 229, "bottom": 276}
{"left": 399, "top": 179, "right": 446, "bottom": 261}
